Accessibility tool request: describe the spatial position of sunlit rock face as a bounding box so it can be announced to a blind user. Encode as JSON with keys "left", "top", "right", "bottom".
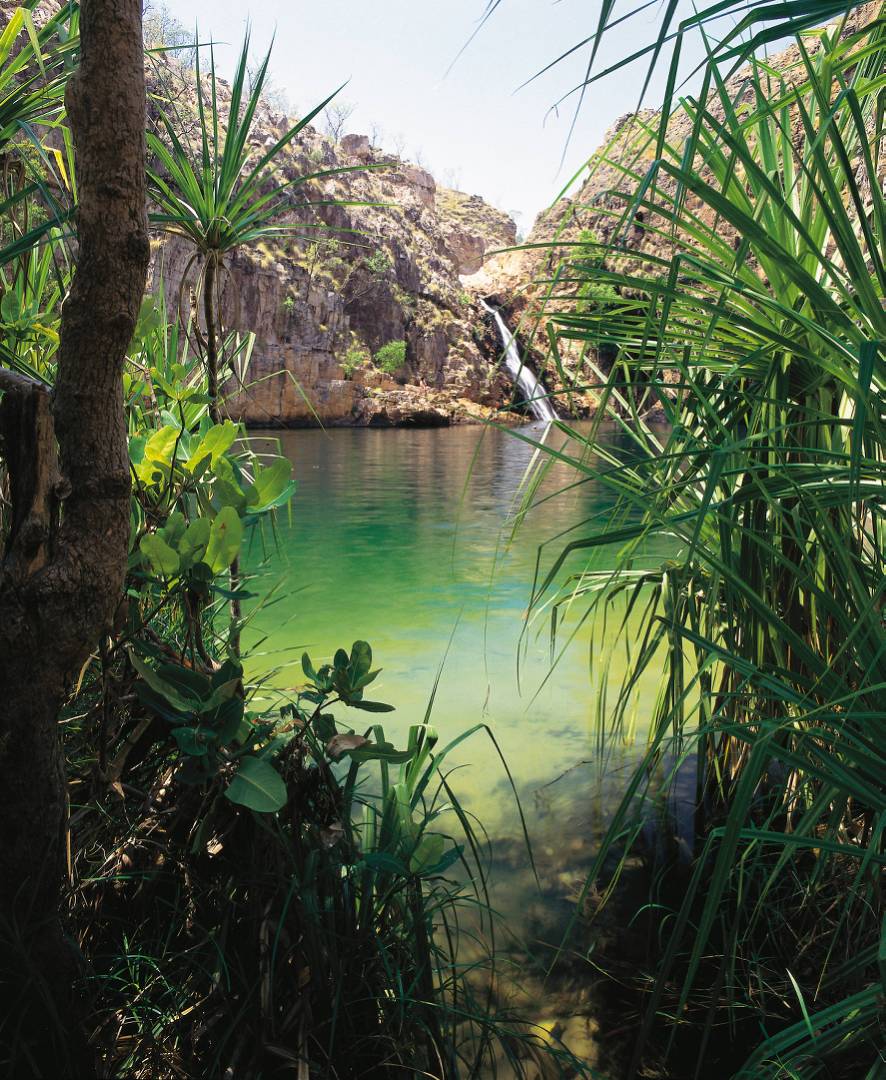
{"left": 436, "top": 189, "right": 517, "bottom": 276}
{"left": 138, "top": 52, "right": 519, "bottom": 426}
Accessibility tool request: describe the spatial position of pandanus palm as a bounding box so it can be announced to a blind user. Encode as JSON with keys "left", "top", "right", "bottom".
{"left": 0, "top": 1, "right": 77, "bottom": 275}
{"left": 147, "top": 32, "right": 355, "bottom": 650}
{"left": 517, "top": 12, "right": 886, "bottom": 1076}
{"left": 146, "top": 30, "right": 348, "bottom": 420}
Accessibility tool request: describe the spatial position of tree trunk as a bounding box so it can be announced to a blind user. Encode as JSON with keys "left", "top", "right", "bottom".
{"left": 0, "top": 0, "right": 149, "bottom": 1073}
{"left": 204, "top": 252, "right": 220, "bottom": 421}
{"left": 202, "top": 253, "right": 242, "bottom": 653}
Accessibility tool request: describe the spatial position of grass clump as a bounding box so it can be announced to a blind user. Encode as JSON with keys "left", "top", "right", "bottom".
{"left": 61, "top": 639, "right": 586, "bottom": 1078}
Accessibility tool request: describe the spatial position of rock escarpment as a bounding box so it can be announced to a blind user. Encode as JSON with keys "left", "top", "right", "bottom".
{"left": 436, "top": 188, "right": 517, "bottom": 275}
{"left": 143, "top": 55, "right": 520, "bottom": 427}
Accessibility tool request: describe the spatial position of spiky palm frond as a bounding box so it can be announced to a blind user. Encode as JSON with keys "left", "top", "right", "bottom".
{"left": 146, "top": 32, "right": 354, "bottom": 257}
{"left": 514, "top": 14, "right": 886, "bottom": 1077}
{"left": 0, "top": 0, "right": 78, "bottom": 149}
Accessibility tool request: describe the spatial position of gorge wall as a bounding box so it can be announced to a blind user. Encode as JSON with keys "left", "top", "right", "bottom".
{"left": 11, "top": 1, "right": 880, "bottom": 428}
{"left": 144, "top": 55, "right": 522, "bottom": 427}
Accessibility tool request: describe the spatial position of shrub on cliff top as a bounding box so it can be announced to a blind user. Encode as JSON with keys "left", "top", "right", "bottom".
{"left": 364, "top": 249, "right": 392, "bottom": 277}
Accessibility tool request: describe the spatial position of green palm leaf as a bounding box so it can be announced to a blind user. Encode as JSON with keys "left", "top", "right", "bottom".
{"left": 513, "top": 14, "right": 886, "bottom": 1076}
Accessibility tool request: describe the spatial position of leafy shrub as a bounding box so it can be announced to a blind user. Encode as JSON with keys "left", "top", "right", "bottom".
{"left": 374, "top": 339, "right": 406, "bottom": 374}
{"left": 364, "top": 248, "right": 391, "bottom": 276}
{"left": 341, "top": 345, "right": 368, "bottom": 378}
{"left": 66, "top": 638, "right": 580, "bottom": 1077}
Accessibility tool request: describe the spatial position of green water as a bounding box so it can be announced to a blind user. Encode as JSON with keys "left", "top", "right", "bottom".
{"left": 243, "top": 420, "right": 670, "bottom": 1055}
{"left": 245, "top": 421, "right": 662, "bottom": 840}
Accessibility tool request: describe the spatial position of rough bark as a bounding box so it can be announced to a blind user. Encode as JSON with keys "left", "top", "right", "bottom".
{"left": 204, "top": 252, "right": 220, "bottom": 420}
{"left": 0, "top": 0, "right": 149, "bottom": 1073}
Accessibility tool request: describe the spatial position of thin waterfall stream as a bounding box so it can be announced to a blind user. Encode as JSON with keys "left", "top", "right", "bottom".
{"left": 480, "top": 299, "right": 559, "bottom": 423}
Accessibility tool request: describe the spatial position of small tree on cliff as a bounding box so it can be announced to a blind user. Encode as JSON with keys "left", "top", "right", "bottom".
{"left": 322, "top": 98, "right": 355, "bottom": 141}
{"left": 0, "top": 0, "right": 149, "bottom": 1072}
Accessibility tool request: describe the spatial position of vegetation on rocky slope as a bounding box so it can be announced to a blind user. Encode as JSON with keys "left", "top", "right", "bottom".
{"left": 141, "top": 20, "right": 522, "bottom": 428}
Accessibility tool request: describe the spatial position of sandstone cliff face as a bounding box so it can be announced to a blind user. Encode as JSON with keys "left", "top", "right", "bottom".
{"left": 436, "top": 188, "right": 517, "bottom": 276}
{"left": 142, "top": 56, "right": 520, "bottom": 427}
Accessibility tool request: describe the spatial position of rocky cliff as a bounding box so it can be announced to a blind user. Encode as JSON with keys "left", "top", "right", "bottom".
{"left": 140, "top": 52, "right": 522, "bottom": 427}
{"left": 6, "top": 0, "right": 881, "bottom": 426}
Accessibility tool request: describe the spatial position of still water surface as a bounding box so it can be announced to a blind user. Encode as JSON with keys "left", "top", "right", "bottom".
{"left": 243, "top": 421, "right": 673, "bottom": 1065}
{"left": 244, "top": 421, "right": 663, "bottom": 844}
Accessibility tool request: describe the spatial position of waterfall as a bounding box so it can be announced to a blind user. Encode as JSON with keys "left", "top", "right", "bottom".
{"left": 480, "top": 300, "right": 559, "bottom": 424}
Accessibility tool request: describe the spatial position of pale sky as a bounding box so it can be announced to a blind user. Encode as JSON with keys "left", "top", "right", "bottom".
{"left": 164, "top": 0, "right": 712, "bottom": 227}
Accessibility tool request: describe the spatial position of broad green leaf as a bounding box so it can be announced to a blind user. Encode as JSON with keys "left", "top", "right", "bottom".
{"left": 213, "top": 477, "right": 247, "bottom": 513}
{"left": 225, "top": 757, "right": 287, "bottom": 812}
{"left": 247, "top": 457, "right": 294, "bottom": 511}
{"left": 204, "top": 678, "right": 242, "bottom": 710}
{"left": 409, "top": 832, "right": 444, "bottom": 874}
{"left": 348, "top": 700, "right": 395, "bottom": 713}
{"left": 213, "top": 696, "right": 245, "bottom": 744}
{"left": 349, "top": 640, "right": 372, "bottom": 681}
{"left": 135, "top": 682, "right": 188, "bottom": 724}
{"left": 346, "top": 740, "right": 412, "bottom": 763}
{"left": 159, "top": 511, "right": 186, "bottom": 549}
{"left": 171, "top": 726, "right": 210, "bottom": 756}
{"left": 353, "top": 668, "right": 380, "bottom": 691}
{"left": 359, "top": 851, "right": 409, "bottom": 876}
{"left": 211, "top": 658, "right": 244, "bottom": 688}
{"left": 313, "top": 712, "right": 336, "bottom": 743}
{"left": 420, "top": 844, "right": 463, "bottom": 878}
{"left": 159, "top": 408, "right": 181, "bottom": 430}
{"left": 204, "top": 505, "right": 243, "bottom": 573}
{"left": 128, "top": 434, "right": 147, "bottom": 465}
{"left": 178, "top": 517, "right": 211, "bottom": 567}
{"left": 128, "top": 650, "right": 198, "bottom": 714}
{"left": 156, "top": 662, "right": 212, "bottom": 702}
{"left": 132, "top": 292, "right": 162, "bottom": 346}
{"left": 143, "top": 424, "right": 179, "bottom": 464}
{"left": 326, "top": 733, "right": 370, "bottom": 760}
{"left": 185, "top": 420, "right": 238, "bottom": 472}
{"left": 140, "top": 533, "right": 180, "bottom": 577}
{"left": 0, "top": 291, "right": 19, "bottom": 322}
